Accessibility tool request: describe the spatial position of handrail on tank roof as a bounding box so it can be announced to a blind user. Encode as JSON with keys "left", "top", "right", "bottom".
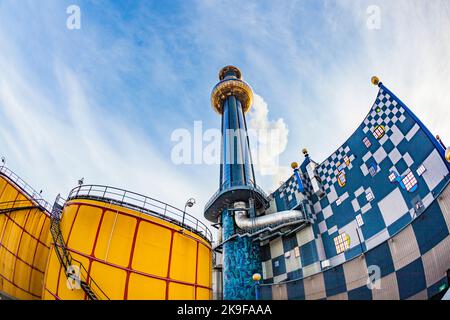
{"left": 67, "top": 184, "right": 213, "bottom": 243}
{"left": 0, "top": 166, "right": 52, "bottom": 213}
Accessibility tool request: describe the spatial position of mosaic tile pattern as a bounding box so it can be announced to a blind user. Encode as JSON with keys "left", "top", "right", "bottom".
{"left": 261, "top": 83, "right": 450, "bottom": 299}
{"left": 222, "top": 210, "right": 262, "bottom": 300}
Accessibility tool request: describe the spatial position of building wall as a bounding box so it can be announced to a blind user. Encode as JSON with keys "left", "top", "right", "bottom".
{"left": 260, "top": 183, "right": 450, "bottom": 299}
{"left": 260, "top": 84, "right": 450, "bottom": 298}
{"left": 43, "top": 198, "right": 212, "bottom": 300}
{"left": 0, "top": 176, "right": 51, "bottom": 300}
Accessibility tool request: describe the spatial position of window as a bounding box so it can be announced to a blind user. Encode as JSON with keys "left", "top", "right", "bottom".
{"left": 294, "top": 247, "right": 300, "bottom": 258}
{"left": 337, "top": 161, "right": 345, "bottom": 172}
{"left": 336, "top": 198, "right": 342, "bottom": 206}
{"left": 416, "top": 164, "right": 426, "bottom": 176}
{"left": 388, "top": 171, "right": 397, "bottom": 182}
{"left": 356, "top": 214, "right": 364, "bottom": 227}
{"left": 402, "top": 171, "right": 418, "bottom": 192}
{"left": 366, "top": 191, "right": 374, "bottom": 202}
{"left": 363, "top": 137, "right": 372, "bottom": 148}
{"left": 344, "top": 155, "right": 350, "bottom": 166}
{"left": 337, "top": 172, "right": 346, "bottom": 187}
{"left": 334, "top": 232, "right": 350, "bottom": 254}
{"left": 368, "top": 162, "right": 379, "bottom": 177}
{"left": 373, "top": 125, "right": 386, "bottom": 140}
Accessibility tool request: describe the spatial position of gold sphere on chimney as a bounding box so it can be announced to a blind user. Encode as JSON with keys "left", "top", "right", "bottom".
{"left": 445, "top": 147, "right": 450, "bottom": 163}
{"left": 291, "top": 162, "right": 299, "bottom": 170}
{"left": 302, "top": 148, "right": 309, "bottom": 156}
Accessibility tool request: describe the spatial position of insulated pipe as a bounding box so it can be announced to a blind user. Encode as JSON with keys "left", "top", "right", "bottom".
{"left": 233, "top": 201, "right": 304, "bottom": 231}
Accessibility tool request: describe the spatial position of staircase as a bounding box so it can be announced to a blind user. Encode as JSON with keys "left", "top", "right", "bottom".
{"left": 50, "top": 195, "right": 108, "bottom": 300}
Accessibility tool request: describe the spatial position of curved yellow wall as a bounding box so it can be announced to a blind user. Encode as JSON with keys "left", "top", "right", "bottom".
{"left": 0, "top": 176, "right": 51, "bottom": 300}
{"left": 43, "top": 198, "right": 212, "bottom": 300}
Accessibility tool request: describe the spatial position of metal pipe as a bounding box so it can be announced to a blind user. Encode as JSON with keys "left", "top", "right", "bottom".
{"left": 233, "top": 201, "right": 304, "bottom": 231}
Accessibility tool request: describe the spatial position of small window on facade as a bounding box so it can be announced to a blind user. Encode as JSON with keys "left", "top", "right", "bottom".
{"left": 366, "top": 191, "right": 374, "bottom": 202}
{"left": 388, "top": 171, "right": 397, "bottom": 182}
{"left": 356, "top": 214, "right": 364, "bottom": 227}
{"left": 373, "top": 125, "right": 386, "bottom": 140}
{"left": 336, "top": 198, "right": 342, "bottom": 206}
{"left": 344, "top": 155, "right": 350, "bottom": 166}
{"left": 363, "top": 137, "right": 372, "bottom": 148}
{"left": 402, "top": 171, "right": 418, "bottom": 192}
{"left": 274, "top": 260, "right": 280, "bottom": 267}
{"left": 337, "top": 161, "right": 346, "bottom": 172}
{"left": 369, "top": 162, "right": 378, "bottom": 177}
{"left": 294, "top": 247, "right": 300, "bottom": 258}
{"left": 416, "top": 164, "right": 426, "bottom": 176}
{"left": 337, "top": 172, "right": 346, "bottom": 187}
{"left": 334, "top": 232, "right": 350, "bottom": 254}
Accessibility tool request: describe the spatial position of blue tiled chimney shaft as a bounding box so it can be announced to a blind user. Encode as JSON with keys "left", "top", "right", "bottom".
{"left": 208, "top": 66, "right": 263, "bottom": 300}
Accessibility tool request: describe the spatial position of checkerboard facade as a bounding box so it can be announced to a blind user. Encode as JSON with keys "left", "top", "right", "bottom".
{"left": 259, "top": 84, "right": 450, "bottom": 299}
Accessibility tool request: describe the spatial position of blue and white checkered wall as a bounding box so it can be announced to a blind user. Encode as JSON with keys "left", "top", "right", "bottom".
{"left": 260, "top": 85, "right": 450, "bottom": 299}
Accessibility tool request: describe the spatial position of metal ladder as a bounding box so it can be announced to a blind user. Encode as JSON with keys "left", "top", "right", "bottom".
{"left": 50, "top": 195, "right": 108, "bottom": 300}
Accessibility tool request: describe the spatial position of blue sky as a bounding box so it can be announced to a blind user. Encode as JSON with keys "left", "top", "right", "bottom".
{"left": 0, "top": 0, "right": 449, "bottom": 228}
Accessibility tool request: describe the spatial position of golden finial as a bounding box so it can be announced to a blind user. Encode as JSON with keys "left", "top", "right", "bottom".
{"left": 291, "top": 162, "right": 299, "bottom": 170}
{"left": 302, "top": 148, "right": 309, "bottom": 156}
{"left": 371, "top": 76, "right": 380, "bottom": 86}
{"left": 252, "top": 273, "right": 262, "bottom": 281}
{"left": 445, "top": 147, "right": 450, "bottom": 163}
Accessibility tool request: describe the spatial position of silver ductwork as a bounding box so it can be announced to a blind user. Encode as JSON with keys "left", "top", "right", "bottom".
{"left": 233, "top": 201, "right": 305, "bottom": 231}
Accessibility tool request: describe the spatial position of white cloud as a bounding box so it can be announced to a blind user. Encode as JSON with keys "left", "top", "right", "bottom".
{"left": 247, "top": 94, "right": 291, "bottom": 190}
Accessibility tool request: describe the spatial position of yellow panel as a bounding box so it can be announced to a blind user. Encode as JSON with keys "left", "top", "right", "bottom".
{"left": 196, "top": 287, "right": 212, "bottom": 300}
{"left": 4, "top": 219, "right": 22, "bottom": 253}
{"left": 170, "top": 232, "right": 197, "bottom": 283}
{"left": 1, "top": 248, "right": 15, "bottom": 282}
{"left": 42, "top": 250, "right": 61, "bottom": 296}
{"left": 24, "top": 210, "right": 39, "bottom": 239}
{"left": 10, "top": 210, "right": 30, "bottom": 229}
{"left": 67, "top": 205, "right": 102, "bottom": 255}
{"left": 102, "top": 212, "right": 136, "bottom": 267}
{"left": 0, "top": 214, "right": 7, "bottom": 238}
{"left": 132, "top": 221, "right": 171, "bottom": 277}
{"left": 168, "top": 282, "right": 195, "bottom": 300}
{"left": 127, "top": 272, "right": 167, "bottom": 300}
{"left": 196, "top": 243, "right": 211, "bottom": 287}
{"left": 93, "top": 209, "right": 116, "bottom": 261}
{"left": 30, "top": 269, "right": 45, "bottom": 297}
{"left": 0, "top": 177, "right": 7, "bottom": 195}
{"left": 1, "top": 184, "right": 18, "bottom": 203}
{"left": 89, "top": 261, "right": 127, "bottom": 300}
{"left": 34, "top": 243, "right": 50, "bottom": 272}
{"left": 60, "top": 205, "right": 78, "bottom": 242}
{"left": 18, "top": 232, "right": 36, "bottom": 265}
{"left": 14, "top": 259, "right": 31, "bottom": 290}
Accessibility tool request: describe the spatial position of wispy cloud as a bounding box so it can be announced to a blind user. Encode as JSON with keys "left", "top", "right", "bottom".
{"left": 0, "top": 0, "right": 449, "bottom": 227}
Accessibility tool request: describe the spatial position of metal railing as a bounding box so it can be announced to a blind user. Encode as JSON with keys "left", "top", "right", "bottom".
{"left": 0, "top": 166, "right": 52, "bottom": 212}
{"left": 67, "top": 185, "right": 212, "bottom": 243}
{"left": 205, "top": 179, "right": 268, "bottom": 211}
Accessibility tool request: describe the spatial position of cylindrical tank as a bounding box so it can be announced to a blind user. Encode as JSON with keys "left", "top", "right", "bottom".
{"left": 0, "top": 173, "right": 51, "bottom": 300}
{"left": 43, "top": 185, "right": 213, "bottom": 300}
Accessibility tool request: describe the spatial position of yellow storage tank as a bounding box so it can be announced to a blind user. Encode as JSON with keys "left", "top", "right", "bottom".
{"left": 43, "top": 185, "right": 213, "bottom": 300}
{"left": 0, "top": 167, "right": 51, "bottom": 300}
